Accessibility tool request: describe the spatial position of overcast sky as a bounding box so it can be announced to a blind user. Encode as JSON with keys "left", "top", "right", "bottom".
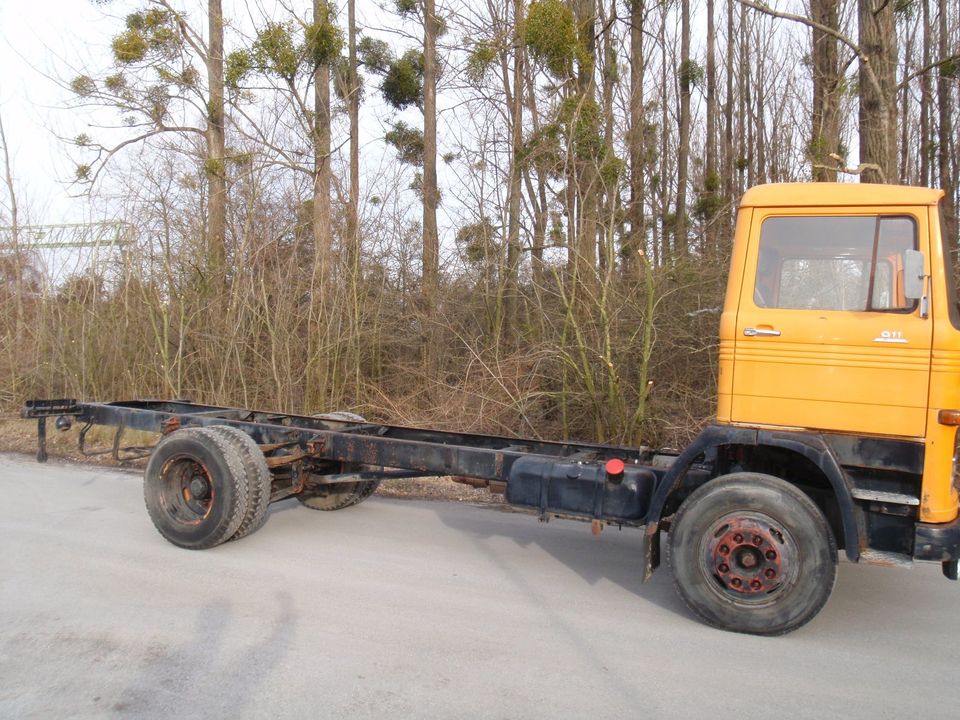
{"left": 0, "top": 0, "right": 128, "bottom": 224}
{"left": 1, "top": 0, "right": 451, "bottom": 232}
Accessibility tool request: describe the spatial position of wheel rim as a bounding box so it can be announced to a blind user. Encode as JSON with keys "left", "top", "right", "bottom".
{"left": 699, "top": 512, "right": 800, "bottom": 606}
{"left": 158, "top": 455, "right": 215, "bottom": 525}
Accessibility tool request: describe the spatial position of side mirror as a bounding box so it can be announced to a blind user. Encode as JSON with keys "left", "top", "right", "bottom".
{"left": 904, "top": 249, "right": 925, "bottom": 300}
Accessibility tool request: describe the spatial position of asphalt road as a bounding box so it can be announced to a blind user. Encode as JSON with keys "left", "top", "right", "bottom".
{"left": 2, "top": 453, "right": 959, "bottom": 720}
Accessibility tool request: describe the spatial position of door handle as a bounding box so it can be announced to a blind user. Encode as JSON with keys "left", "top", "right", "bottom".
{"left": 743, "top": 327, "right": 781, "bottom": 337}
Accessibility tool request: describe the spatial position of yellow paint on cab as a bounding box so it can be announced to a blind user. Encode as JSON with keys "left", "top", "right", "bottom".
{"left": 720, "top": 183, "right": 957, "bottom": 523}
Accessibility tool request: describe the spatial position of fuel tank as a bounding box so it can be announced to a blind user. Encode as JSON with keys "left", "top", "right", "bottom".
{"left": 505, "top": 455, "right": 659, "bottom": 522}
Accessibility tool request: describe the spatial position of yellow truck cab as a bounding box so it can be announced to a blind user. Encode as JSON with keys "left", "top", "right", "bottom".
{"left": 721, "top": 183, "right": 957, "bottom": 524}
{"left": 653, "top": 183, "right": 960, "bottom": 632}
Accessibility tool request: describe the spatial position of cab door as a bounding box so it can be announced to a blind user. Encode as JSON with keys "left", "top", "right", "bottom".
{"left": 730, "top": 208, "right": 933, "bottom": 437}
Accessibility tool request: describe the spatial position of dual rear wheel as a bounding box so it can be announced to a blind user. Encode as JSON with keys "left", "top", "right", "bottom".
{"left": 143, "top": 426, "right": 263, "bottom": 549}
{"left": 143, "top": 420, "right": 380, "bottom": 549}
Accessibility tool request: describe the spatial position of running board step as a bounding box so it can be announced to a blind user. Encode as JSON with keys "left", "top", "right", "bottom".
{"left": 859, "top": 550, "right": 914, "bottom": 568}
{"left": 850, "top": 489, "right": 920, "bottom": 506}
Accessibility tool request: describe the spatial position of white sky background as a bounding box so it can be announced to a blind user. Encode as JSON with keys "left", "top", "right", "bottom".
{"left": 0, "top": 0, "right": 418, "bottom": 227}
{"left": 0, "top": 0, "right": 702, "bottom": 224}
{"left": 0, "top": 0, "right": 810, "bottom": 232}
{"left": 0, "top": 0, "right": 120, "bottom": 224}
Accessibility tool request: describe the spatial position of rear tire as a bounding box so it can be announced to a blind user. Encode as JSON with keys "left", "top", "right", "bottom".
{"left": 298, "top": 411, "right": 381, "bottom": 511}
{"left": 297, "top": 465, "right": 381, "bottom": 511}
{"left": 668, "top": 472, "right": 837, "bottom": 635}
{"left": 205, "top": 425, "right": 272, "bottom": 541}
{"left": 143, "top": 427, "right": 249, "bottom": 549}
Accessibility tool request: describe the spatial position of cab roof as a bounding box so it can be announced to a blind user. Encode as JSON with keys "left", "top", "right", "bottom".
{"left": 740, "top": 183, "right": 944, "bottom": 208}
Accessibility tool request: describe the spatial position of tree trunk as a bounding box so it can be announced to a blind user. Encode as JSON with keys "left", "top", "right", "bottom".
{"left": 313, "top": 2, "right": 332, "bottom": 271}
{"left": 0, "top": 111, "right": 24, "bottom": 328}
{"left": 573, "top": 0, "right": 599, "bottom": 280}
{"left": 920, "top": 0, "right": 932, "bottom": 187}
{"left": 723, "top": 0, "right": 734, "bottom": 240}
{"left": 626, "top": 0, "right": 646, "bottom": 279}
{"left": 599, "top": 0, "right": 616, "bottom": 275}
{"left": 422, "top": 0, "right": 439, "bottom": 304}
{"left": 737, "top": 5, "right": 753, "bottom": 193}
{"left": 810, "top": 0, "right": 840, "bottom": 181}
{"left": 675, "top": 0, "right": 691, "bottom": 257}
{"left": 858, "top": 0, "right": 898, "bottom": 183}
{"left": 347, "top": 0, "right": 360, "bottom": 277}
{"left": 523, "top": 55, "right": 548, "bottom": 290}
{"left": 659, "top": 2, "right": 670, "bottom": 264}
{"left": 755, "top": 57, "right": 766, "bottom": 183}
{"left": 704, "top": 0, "right": 717, "bottom": 255}
{"left": 503, "top": 0, "right": 523, "bottom": 338}
{"left": 206, "top": 0, "right": 227, "bottom": 280}
{"left": 937, "top": 0, "right": 956, "bottom": 242}
{"left": 900, "top": 19, "right": 914, "bottom": 184}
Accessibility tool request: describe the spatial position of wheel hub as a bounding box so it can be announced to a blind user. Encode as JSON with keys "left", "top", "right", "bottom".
{"left": 188, "top": 475, "right": 211, "bottom": 500}
{"left": 709, "top": 517, "right": 785, "bottom": 595}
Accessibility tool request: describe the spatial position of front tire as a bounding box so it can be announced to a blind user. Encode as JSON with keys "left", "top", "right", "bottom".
{"left": 143, "top": 427, "right": 249, "bottom": 549}
{"left": 668, "top": 473, "right": 837, "bottom": 635}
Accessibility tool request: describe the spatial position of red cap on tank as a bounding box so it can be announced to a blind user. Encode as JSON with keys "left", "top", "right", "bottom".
{"left": 605, "top": 458, "right": 625, "bottom": 477}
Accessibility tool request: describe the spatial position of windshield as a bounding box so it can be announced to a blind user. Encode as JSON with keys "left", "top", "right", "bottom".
{"left": 755, "top": 215, "right": 917, "bottom": 313}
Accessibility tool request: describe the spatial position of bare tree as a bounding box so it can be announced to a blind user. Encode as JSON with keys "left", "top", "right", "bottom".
{"left": 423, "top": 0, "right": 440, "bottom": 306}
{"left": 675, "top": 0, "right": 691, "bottom": 255}
{"left": 937, "top": 0, "right": 956, "bottom": 240}
{"left": 858, "top": 0, "right": 897, "bottom": 183}
{"left": 810, "top": 0, "right": 841, "bottom": 181}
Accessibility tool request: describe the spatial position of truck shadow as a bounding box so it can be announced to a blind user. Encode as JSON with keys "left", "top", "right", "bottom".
{"left": 419, "top": 500, "right": 960, "bottom": 639}
{"left": 113, "top": 592, "right": 295, "bottom": 718}
{"left": 425, "top": 500, "right": 693, "bottom": 620}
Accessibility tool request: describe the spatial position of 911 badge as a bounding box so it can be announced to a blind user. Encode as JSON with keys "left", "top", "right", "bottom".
{"left": 873, "top": 330, "right": 908, "bottom": 344}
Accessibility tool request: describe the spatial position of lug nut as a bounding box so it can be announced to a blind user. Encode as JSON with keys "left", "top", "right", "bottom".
{"left": 719, "top": 563, "right": 729, "bottom": 573}
{"left": 733, "top": 533, "right": 743, "bottom": 543}
{"left": 731, "top": 578, "right": 742, "bottom": 587}
{"left": 765, "top": 550, "right": 776, "bottom": 560}
{"left": 750, "top": 580, "right": 762, "bottom": 589}
{"left": 753, "top": 535, "right": 763, "bottom": 545}
{"left": 764, "top": 568, "right": 776, "bottom": 578}
{"left": 719, "top": 544, "right": 730, "bottom": 554}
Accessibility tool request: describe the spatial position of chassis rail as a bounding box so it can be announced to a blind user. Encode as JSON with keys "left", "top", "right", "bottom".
{"left": 22, "top": 399, "right": 665, "bottom": 526}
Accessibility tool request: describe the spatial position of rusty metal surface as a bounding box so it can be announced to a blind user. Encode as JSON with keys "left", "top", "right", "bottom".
{"left": 22, "top": 399, "right": 658, "bottom": 527}
{"left": 707, "top": 517, "right": 788, "bottom": 595}
{"left": 31, "top": 398, "right": 653, "bottom": 485}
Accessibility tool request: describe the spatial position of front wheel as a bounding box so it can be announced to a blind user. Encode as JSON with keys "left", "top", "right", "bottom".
{"left": 668, "top": 473, "right": 837, "bottom": 635}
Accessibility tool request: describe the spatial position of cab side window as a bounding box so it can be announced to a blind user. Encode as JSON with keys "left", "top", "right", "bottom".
{"left": 754, "top": 216, "right": 917, "bottom": 312}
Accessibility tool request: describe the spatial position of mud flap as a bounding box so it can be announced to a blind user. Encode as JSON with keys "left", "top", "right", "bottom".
{"left": 642, "top": 521, "right": 661, "bottom": 582}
